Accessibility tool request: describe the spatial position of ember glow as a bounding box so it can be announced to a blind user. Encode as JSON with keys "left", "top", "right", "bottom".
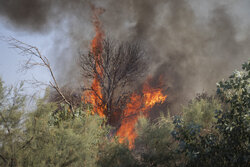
{"left": 116, "top": 79, "right": 167, "bottom": 149}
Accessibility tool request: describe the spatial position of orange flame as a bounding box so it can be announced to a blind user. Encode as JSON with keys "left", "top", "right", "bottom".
{"left": 82, "top": 5, "right": 105, "bottom": 117}
{"left": 117, "top": 78, "right": 167, "bottom": 149}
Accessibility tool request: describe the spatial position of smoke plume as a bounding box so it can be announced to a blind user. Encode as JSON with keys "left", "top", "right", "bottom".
{"left": 1, "top": 0, "right": 249, "bottom": 112}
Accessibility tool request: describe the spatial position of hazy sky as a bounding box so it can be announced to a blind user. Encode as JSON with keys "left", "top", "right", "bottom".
{"left": 0, "top": 22, "right": 53, "bottom": 91}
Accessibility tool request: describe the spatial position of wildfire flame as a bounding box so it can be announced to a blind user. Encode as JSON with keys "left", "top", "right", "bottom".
{"left": 82, "top": 5, "right": 105, "bottom": 117}
{"left": 83, "top": 5, "right": 167, "bottom": 149}
{"left": 117, "top": 78, "right": 167, "bottom": 149}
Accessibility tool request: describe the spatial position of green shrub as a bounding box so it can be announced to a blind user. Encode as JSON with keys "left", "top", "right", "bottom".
{"left": 182, "top": 97, "right": 221, "bottom": 129}
{"left": 98, "top": 139, "right": 138, "bottom": 167}
{"left": 135, "top": 114, "right": 178, "bottom": 167}
{"left": 0, "top": 79, "right": 26, "bottom": 167}
{"left": 172, "top": 60, "right": 250, "bottom": 167}
{"left": 22, "top": 99, "right": 110, "bottom": 167}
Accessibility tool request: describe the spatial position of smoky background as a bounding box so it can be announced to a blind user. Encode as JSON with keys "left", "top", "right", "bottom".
{"left": 1, "top": 0, "right": 249, "bottom": 112}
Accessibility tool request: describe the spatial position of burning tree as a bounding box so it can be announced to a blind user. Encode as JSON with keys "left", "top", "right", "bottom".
{"left": 80, "top": 5, "right": 147, "bottom": 126}
{"left": 80, "top": 37, "right": 167, "bottom": 148}
{"left": 80, "top": 5, "right": 167, "bottom": 148}
{"left": 80, "top": 39, "right": 147, "bottom": 125}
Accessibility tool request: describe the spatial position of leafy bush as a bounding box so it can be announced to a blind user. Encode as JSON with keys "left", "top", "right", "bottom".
{"left": 98, "top": 139, "right": 138, "bottom": 167}
{"left": 135, "top": 114, "right": 178, "bottom": 167}
{"left": 0, "top": 79, "right": 26, "bottom": 167}
{"left": 22, "top": 98, "right": 110, "bottom": 167}
{"left": 172, "top": 61, "right": 250, "bottom": 167}
{"left": 215, "top": 60, "right": 249, "bottom": 166}
{"left": 0, "top": 81, "right": 111, "bottom": 167}
{"left": 182, "top": 96, "right": 221, "bottom": 129}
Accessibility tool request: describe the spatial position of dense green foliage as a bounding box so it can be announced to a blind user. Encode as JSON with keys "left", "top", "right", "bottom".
{"left": 98, "top": 139, "right": 138, "bottom": 167}
{"left": 0, "top": 82, "right": 111, "bottom": 167}
{"left": 22, "top": 99, "right": 110, "bottom": 167}
{"left": 0, "top": 79, "right": 26, "bottom": 167}
{"left": 172, "top": 61, "right": 250, "bottom": 167}
{"left": 0, "top": 60, "right": 249, "bottom": 167}
{"left": 215, "top": 61, "right": 249, "bottom": 166}
{"left": 135, "top": 115, "right": 177, "bottom": 167}
{"left": 182, "top": 97, "right": 221, "bottom": 128}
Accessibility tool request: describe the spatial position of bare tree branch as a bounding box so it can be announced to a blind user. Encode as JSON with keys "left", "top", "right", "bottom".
{"left": 2, "top": 36, "right": 75, "bottom": 113}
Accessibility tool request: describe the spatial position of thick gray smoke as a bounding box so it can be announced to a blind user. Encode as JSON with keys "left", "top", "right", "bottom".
{"left": 1, "top": 0, "right": 249, "bottom": 112}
